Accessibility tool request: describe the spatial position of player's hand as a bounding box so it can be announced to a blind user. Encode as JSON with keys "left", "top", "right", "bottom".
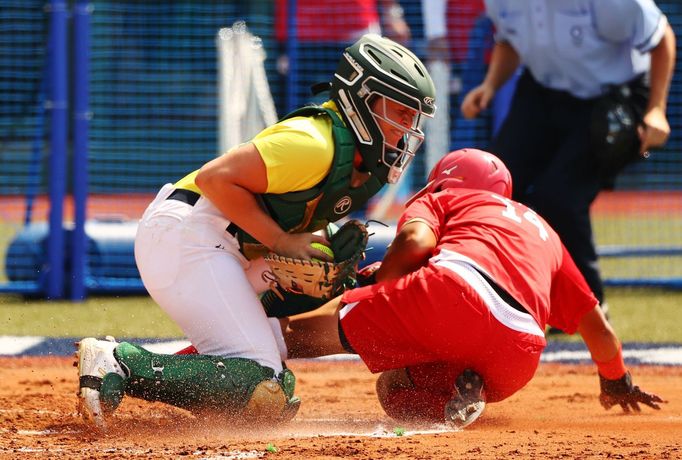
{"left": 272, "top": 232, "right": 330, "bottom": 260}
{"left": 357, "top": 262, "right": 382, "bottom": 287}
{"left": 599, "top": 372, "right": 666, "bottom": 412}
{"left": 461, "top": 83, "right": 495, "bottom": 119}
{"left": 638, "top": 106, "right": 670, "bottom": 155}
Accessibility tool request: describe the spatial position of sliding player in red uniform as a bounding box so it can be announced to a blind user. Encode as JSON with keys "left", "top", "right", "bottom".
{"left": 284, "top": 148, "right": 665, "bottom": 428}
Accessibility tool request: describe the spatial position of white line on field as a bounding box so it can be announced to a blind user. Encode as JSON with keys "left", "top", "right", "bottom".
{"left": 0, "top": 336, "right": 44, "bottom": 355}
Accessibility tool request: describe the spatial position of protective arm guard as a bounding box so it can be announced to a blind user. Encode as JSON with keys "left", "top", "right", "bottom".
{"left": 114, "top": 342, "right": 299, "bottom": 422}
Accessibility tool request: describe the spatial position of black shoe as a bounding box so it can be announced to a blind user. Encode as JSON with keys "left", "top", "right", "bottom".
{"left": 444, "top": 369, "right": 486, "bottom": 428}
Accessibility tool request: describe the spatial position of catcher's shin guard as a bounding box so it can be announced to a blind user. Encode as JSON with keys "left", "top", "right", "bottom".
{"left": 114, "top": 342, "right": 299, "bottom": 422}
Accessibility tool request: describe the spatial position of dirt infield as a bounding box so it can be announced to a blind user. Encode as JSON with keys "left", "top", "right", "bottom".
{"left": 0, "top": 357, "right": 680, "bottom": 459}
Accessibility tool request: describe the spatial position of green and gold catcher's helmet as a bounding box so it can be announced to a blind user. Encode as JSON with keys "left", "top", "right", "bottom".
{"left": 331, "top": 34, "right": 436, "bottom": 184}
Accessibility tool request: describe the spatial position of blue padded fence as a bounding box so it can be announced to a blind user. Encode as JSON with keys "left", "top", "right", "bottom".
{"left": 0, "top": 0, "right": 681, "bottom": 297}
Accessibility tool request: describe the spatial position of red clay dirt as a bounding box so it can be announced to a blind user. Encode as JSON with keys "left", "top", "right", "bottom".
{"left": 0, "top": 357, "right": 680, "bottom": 459}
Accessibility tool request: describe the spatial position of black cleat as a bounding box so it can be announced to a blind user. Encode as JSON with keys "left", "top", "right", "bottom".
{"left": 444, "top": 369, "right": 486, "bottom": 429}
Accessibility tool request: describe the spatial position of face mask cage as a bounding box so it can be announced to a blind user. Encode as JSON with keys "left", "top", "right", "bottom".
{"left": 368, "top": 94, "right": 426, "bottom": 184}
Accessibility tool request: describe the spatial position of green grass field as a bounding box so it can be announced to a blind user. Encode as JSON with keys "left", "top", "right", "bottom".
{"left": 593, "top": 214, "right": 682, "bottom": 280}
{"left": 1, "top": 287, "right": 681, "bottom": 342}
{"left": 0, "top": 294, "right": 182, "bottom": 338}
{"left": 593, "top": 215, "right": 682, "bottom": 246}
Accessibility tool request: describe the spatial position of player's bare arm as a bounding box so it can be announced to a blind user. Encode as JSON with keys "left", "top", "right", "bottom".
{"left": 461, "top": 41, "right": 520, "bottom": 119}
{"left": 284, "top": 296, "right": 348, "bottom": 359}
{"left": 577, "top": 304, "right": 620, "bottom": 363}
{"left": 375, "top": 219, "right": 437, "bottom": 282}
{"left": 196, "top": 143, "right": 327, "bottom": 259}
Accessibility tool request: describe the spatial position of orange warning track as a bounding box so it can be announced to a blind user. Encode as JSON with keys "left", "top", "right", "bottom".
{"left": 2, "top": 190, "right": 681, "bottom": 224}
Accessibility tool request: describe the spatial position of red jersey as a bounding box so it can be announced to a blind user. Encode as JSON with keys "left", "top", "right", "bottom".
{"left": 275, "top": 0, "right": 379, "bottom": 42}
{"left": 446, "top": 0, "right": 486, "bottom": 62}
{"left": 399, "top": 189, "right": 597, "bottom": 333}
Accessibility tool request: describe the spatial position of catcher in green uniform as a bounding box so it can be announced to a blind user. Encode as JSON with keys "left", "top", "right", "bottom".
{"left": 76, "top": 34, "right": 436, "bottom": 430}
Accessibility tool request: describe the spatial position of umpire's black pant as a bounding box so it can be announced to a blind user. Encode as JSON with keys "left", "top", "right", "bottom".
{"left": 491, "top": 70, "right": 604, "bottom": 303}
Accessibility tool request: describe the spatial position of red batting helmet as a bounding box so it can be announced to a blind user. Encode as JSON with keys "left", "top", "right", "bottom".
{"left": 406, "top": 148, "right": 512, "bottom": 206}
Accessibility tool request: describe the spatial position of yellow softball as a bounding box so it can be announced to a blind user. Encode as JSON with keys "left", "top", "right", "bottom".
{"left": 310, "top": 242, "right": 334, "bottom": 261}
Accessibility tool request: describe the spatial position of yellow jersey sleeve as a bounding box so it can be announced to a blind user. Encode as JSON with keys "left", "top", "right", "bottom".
{"left": 252, "top": 101, "right": 339, "bottom": 194}
{"left": 173, "top": 169, "right": 201, "bottom": 193}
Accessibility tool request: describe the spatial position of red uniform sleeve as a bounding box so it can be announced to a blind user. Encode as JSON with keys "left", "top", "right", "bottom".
{"left": 547, "top": 245, "right": 599, "bottom": 334}
{"left": 397, "top": 193, "right": 443, "bottom": 240}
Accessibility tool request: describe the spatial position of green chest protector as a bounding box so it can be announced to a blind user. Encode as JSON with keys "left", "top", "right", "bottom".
{"left": 234, "top": 106, "right": 384, "bottom": 259}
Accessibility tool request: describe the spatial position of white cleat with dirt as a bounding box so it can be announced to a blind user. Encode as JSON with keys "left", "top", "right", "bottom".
{"left": 76, "top": 337, "right": 126, "bottom": 430}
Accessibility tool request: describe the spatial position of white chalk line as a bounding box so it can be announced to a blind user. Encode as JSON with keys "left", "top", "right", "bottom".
{"left": 0, "top": 413, "right": 452, "bottom": 440}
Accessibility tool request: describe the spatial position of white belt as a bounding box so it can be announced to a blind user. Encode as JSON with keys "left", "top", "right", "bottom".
{"left": 433, "top": 257, "right": 545, "bottom": 338}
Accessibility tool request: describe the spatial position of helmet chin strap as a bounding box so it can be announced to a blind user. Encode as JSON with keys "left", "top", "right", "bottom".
{"left": 387, "top": 166, "right": 402, "bottom": 184}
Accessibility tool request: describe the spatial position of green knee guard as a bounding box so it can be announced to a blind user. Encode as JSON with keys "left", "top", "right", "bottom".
{"left": 114, "top": 342, "right": 298, "bottom": 421}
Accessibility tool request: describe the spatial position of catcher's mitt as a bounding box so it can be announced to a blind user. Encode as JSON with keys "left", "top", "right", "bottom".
{"left": 263, "top": 220, "right": 369, "bottom": 300}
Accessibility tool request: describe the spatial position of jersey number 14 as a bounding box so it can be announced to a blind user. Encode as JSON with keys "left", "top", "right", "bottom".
{"left": 492, "top": 195, "right": 549, "bottom": 241}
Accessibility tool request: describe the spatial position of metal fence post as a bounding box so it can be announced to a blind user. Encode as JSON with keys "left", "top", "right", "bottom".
{"left": 46, "top": 0, "right": 68, "bottom": 299}
{"left": 71, "top": 0, "right": 92, "bottom": 301}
